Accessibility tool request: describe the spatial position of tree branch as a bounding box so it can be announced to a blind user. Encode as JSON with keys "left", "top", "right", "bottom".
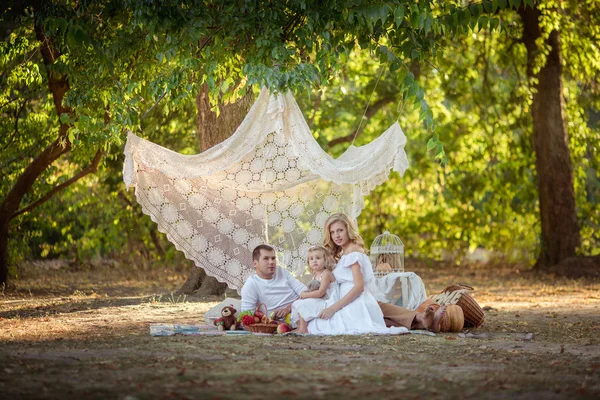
{"left": 327, "top": 95, "right": 395, "bottom": 147}
{"left": 307, "top": 93, "right": 321, "bottom": 129}
{"left": 140, "top": 90, "right": 168, "bottom": 120}
{"left": 0, "top": 139, "right": 44, "bottom": 177}
{"left": 11, "top": 149, "right": 104, "bottom": 220}
{"left": 1, "top": 99, "right": 28, "bottom": 151}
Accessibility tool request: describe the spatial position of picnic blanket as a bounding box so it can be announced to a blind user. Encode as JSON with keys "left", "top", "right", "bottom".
{"left": 149, "top": 324, "right": 253, "bottom": 336}
{"left": 149, "top": 324, "right": 435, "bottom": 337}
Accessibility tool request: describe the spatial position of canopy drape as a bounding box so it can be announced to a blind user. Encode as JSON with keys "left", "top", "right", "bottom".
{"left": 123, "top": 89, "right": 408, "bottom": 291}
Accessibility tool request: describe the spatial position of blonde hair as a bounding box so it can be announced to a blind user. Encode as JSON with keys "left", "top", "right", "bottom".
{"left": 306, "top": 245, "right": 334, "bottom": 273}
{"left": 322, "top": 213, "right": 365, "bottom": 261}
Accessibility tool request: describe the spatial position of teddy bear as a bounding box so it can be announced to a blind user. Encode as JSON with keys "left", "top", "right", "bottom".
{"left": 213, "top": 305, "right": 237, "bottom": 331}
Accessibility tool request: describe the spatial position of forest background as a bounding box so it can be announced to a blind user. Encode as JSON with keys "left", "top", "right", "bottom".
{"left": 1, "top": 0, "right": 598, "bottom": 292}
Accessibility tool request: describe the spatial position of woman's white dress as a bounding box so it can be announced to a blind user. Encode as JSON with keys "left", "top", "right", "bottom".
{"left": 291, "top": 273, "right": 337, "bottom": 324}
{"left": 307, "top": 252, "right": 408, "bottom": 335}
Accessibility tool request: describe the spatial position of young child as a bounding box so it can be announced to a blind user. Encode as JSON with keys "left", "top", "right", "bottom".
{"left": 291, "top": 246, "right": 336, "bottom": 333}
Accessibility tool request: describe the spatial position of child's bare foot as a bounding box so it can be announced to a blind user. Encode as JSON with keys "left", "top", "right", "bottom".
{"left": 420, "top": 305, "right": 434, "bottom": 328}
{"left": 430, "top": 305, "right": 447, "bottom": 333}
{"left": 292, "top": 328, "right": 308, "bottom": 334}
{"left": 415, "top": 304, "right": 438, "bottom": 330}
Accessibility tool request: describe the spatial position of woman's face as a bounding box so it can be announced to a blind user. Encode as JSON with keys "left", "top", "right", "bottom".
{"left": 329, "top": 221, "right": 349, "bottom": 247}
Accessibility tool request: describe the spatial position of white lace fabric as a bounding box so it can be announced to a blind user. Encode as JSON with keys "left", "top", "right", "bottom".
{"left": 123, "top": 88, "right": 409, "bottom": 292}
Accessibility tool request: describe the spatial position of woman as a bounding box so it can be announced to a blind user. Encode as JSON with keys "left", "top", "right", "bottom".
{"left": 307, "top": 213, "right": 408, "bottom": 335}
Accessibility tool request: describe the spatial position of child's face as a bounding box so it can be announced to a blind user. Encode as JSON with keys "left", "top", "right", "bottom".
{"left": 308, "top": 250, "right": 327, "bottom": 273}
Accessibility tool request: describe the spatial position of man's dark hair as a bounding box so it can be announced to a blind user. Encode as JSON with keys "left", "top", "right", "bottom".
{"left": 252, "top": 244, "right": 275, "bottom": 261}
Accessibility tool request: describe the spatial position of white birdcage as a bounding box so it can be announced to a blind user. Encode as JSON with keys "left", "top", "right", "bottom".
{"left": 370, "top": 231, "right": 404, "bottom": 276}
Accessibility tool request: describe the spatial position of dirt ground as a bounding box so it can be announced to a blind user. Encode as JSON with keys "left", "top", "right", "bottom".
{"left": 1, "top": 260, "right": 599, "bottom": 399}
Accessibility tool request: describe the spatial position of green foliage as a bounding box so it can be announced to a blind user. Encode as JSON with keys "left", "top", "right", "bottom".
{"left": 1, "top": 0, "right": 598, "bottom": 271}
{"left": 295, "top": 4, "right": 599, "bottom": 261}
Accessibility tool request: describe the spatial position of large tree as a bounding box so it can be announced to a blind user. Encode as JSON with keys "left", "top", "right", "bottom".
{"left": 177, "top": 86, "right": 255, "bottom": 296}
{"left": 2, "top": 0, "right": 480, "bottom": 286}
{"left": 518, "top": 5, "right": 580, "bottom": 266}
{"left": 2, "top": 0, "right": 597, "bottom": 287}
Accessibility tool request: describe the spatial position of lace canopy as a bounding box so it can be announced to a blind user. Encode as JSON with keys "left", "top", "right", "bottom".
{"left": 123, "top": 88, "right": 409, "bottom": 292}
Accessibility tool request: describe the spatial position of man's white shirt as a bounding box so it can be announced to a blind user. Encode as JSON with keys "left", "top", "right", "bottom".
{"left": 240, "top": 266, "right": 307, "bottom": 312}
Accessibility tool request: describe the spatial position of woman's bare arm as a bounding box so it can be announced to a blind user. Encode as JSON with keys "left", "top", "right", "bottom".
{"left": 318, "top": 263, "right": 364, "bottom": 319}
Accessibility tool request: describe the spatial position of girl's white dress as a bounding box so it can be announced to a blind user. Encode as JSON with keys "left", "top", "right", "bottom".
{"left": 307, "top": 252, "right": 408, "bottom": 335}
{"left": 291, "top": 272, "right": 337, "bottom": 324}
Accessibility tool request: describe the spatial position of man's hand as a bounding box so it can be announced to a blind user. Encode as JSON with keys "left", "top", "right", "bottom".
{"left": 318, "top": 307, "right": 337, "bottom": 320}
{"left": 272, "top": 304, "right": 291, "bottom": 319}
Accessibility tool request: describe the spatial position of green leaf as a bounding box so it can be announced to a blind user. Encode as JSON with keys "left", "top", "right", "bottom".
{"left": 427, "top": 136, "right": 437, "bottom": 151}
{"left": 407, "top": 81, "right": 418, "bottom": 97}
{"left": 425, "top": 109, "right": 434, "bottom": 129}
{"left": 462, "top": 8, "right": 471, "bottom": 25}
{"left": 436, "top": 142, "right": 443, "bottom": 155}
{"left": 404, "top": 71, "right": 415, "bottom": 86}
{"left": 479, "top": 16, "right": 489, "bottom": 30}
{"left": 60, "top": 113, "right": 70, "bottom": 124}
{"left": 424, "top": 16, "right": 432, "bottom": 34}
{"left": 397, "top": 68, "right": 408, "bottom": 84}
{"left": 483, "top": 0, "right": 493, "bottom": 13}
{"left": 492, "top": 0, "right": 499, "bottom": 13}
{"left": 490, "top": 18, "right": 500, "bottom": 31}
{"left": 394, "top": 5, "right": 405, "bottom": 28}
{"left": 220, "top": 79, "right": 231, "bottom": 93}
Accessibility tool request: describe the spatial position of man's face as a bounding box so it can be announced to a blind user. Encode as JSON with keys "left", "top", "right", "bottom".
{"left": 253, "top": 249, "right": 277, "bottom": 279}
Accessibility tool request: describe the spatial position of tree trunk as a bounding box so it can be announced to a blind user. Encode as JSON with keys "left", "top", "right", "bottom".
{"left": 0, "top": 21, "right": 105, "bottom": 286}
{"left": 177, "top": 266, "right": 206, "bottom": 295}
{"left": 0, "top": 223, "right": 8, "bottom": 286}
{"left": 197, "top": 84, "right": 255, "bottom": 152}
{"left": 519, "top": 7, "right": 581, "bottom": 267}
{"left": 178, "top": 85, "right": 254, "bottom": 295}
{"left": 0, "top": 139, "right": 67, "bottom": 285}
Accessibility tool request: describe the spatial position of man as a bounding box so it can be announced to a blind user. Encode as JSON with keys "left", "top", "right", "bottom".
{"left": 241, "top": 245, "right": 447, "bottom": 332}
{"left": 240, "top": 244, "right": 307, "bottom": 319}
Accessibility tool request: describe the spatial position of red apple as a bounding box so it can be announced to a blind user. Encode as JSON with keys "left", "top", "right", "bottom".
{"left": 276, "top": 323, "right": 291, "bottom": 334}
{"left": 254, "top": 310, "right": 264, "bottom": 319}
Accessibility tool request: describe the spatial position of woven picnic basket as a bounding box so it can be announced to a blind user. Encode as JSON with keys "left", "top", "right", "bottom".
{"left": 243, "top": 303, "right": 279, "bottom": 334}
{"left": 431, "top": 284, "right": 485, "bottom": 328}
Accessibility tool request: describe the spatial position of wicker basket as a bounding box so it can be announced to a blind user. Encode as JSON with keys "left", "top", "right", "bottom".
{"left": 243, "top": 303, "right": 279, "bottom": 334}
{"left": 441, "top": 283, "right": 474, "bottom": 293}
{"left": 431, "top": 285, "right": 485, "bottom": 328}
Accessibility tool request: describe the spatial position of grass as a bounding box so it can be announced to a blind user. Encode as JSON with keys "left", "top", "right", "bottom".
{"left": 1, "top": 259, "right": 599, "bottom": 399}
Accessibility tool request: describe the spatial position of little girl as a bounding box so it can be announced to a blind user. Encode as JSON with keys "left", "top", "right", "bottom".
{"left": 291, "top": 246, "right": 336, "bottom": 333}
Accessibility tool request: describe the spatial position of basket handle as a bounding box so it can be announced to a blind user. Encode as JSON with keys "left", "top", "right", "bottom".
{"left": 442, "top": 283, "right": 475, "bottom": 293}
{"left": 256, "top": 302, "right": 269, "bottom": 316}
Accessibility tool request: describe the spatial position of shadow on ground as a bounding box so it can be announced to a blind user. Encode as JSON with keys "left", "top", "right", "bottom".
{"left": 1, "top": 261, "right": 599, "bottom": 399}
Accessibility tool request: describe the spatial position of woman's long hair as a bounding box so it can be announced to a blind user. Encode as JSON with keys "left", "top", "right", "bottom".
{"left": 322, "top": 213, "right": 365, "bottom": 261}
